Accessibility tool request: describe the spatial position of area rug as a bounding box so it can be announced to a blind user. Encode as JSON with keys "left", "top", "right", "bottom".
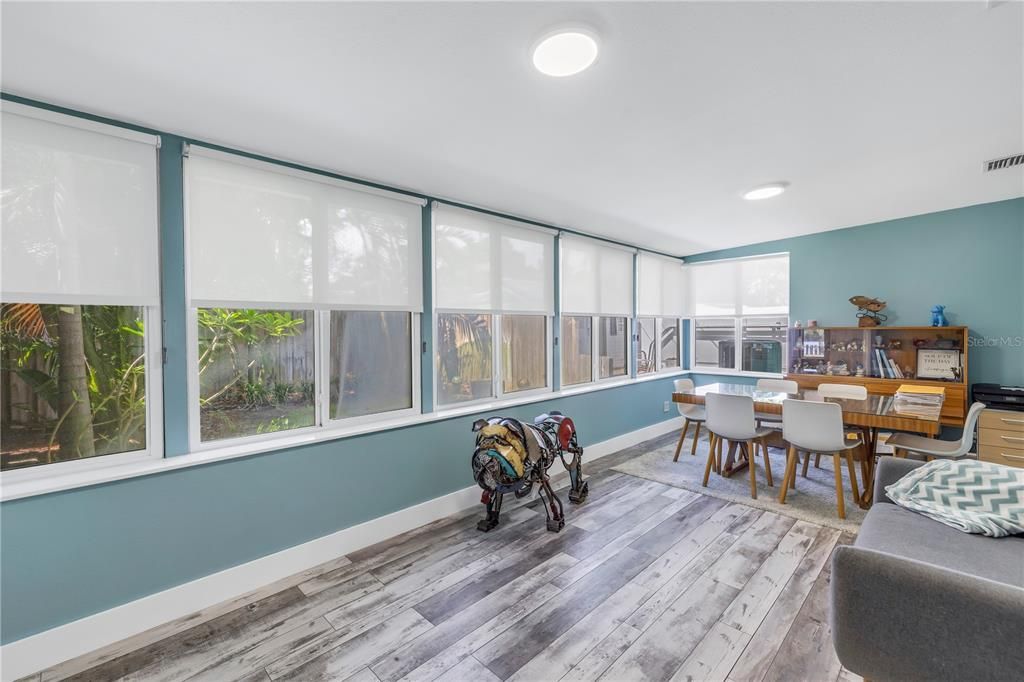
{"left": 613, "top": 434, "right": 866, "bottom": 533}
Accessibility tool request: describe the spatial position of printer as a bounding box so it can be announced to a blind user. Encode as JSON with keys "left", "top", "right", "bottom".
{"left": 972, "top": 383, "right": 1024, "bottom": 412}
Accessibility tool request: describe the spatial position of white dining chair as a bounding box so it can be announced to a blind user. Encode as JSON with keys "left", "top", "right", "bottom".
{"left": 805, "top": 383, "right": 870, "bottom": 474}
{"left": 888, "top": 402, "right": 986, "bottom": 460}
{"left": 672, "top": 378, "right": 706, "bottom": 461}
{"left": 755, "top": 378, "right": 799, "bottom": 427}
{"left": 703, "top": 393, "right": 775, "bottom": 499}
{"left": 779, "top": 399, "right": 862, "bottom": 519}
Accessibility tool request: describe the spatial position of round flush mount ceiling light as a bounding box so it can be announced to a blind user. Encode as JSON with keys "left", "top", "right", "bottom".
{"left": 742, "top": 182, "right": 789, "bottom": 201}
{"left": 532, "top": 29, "right": 599, "bottom": 77}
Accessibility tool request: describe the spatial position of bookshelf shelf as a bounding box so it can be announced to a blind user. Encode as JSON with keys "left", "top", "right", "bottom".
{"left": 786, "top": 325, "right": 968, "bottom": 426}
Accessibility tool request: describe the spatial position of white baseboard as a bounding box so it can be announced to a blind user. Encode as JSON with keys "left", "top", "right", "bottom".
{"left": 0, "top": 417, "right": 680, "bottom": 681}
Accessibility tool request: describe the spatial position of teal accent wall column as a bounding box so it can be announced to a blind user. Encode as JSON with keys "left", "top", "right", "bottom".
{"left": 420, "top": 202, "right": 434, "bottom": 412}
{"left": 552, "top": 235, "right": 562, "bottom": 392}
{"left": 159, "top": 136, "right": 189, "bottom": 456}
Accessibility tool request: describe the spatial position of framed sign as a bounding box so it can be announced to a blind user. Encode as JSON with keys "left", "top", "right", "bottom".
{"left": 917, "top": 348, "right": 961, "bottom": 380}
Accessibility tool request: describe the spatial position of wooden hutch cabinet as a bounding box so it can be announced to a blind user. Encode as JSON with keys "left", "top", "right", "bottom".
{"left": 786, "top": 326, "right": 968, "bottom": 427}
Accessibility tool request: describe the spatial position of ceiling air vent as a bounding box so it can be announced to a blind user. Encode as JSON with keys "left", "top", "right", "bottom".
{"left": 984, "top": 154, "right": 1024, "bottom": 172}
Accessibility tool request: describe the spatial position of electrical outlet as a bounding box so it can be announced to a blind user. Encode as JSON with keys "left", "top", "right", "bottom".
{"left": 663, "top": 400, "right": 671, "bottom": 413}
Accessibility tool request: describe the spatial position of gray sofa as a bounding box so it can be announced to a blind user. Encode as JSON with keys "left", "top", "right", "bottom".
{"left": 831, "top": 456, "right": 1024, "bottom": 682}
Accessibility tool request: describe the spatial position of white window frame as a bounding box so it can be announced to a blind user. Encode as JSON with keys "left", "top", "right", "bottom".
{"left": 596, "top": 315, "right": 632, "bottom": 383}
{"left": 689, "top": 315, "right": 788, "bottom": 378}
{"left": 636, "top": 316, "right": 683, "bottom": 376}
{"left": 320, "top": 311, "right": 422, "bottom": 430}
{"left": 0, "top": 307, "right": 164, "bottom": 486}
{"left": 0, "top": 103, "right": 164, "bottom": 485}
{"left": 433, "top": 311, "right": 552, "bottom": 409}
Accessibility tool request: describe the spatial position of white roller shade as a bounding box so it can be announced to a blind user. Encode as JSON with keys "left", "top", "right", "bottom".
{"left": 684, "top": 253, "right": 789, "bottom": 316}
{"left": 1, "top": 105, "right": 160, "bottom": 305}
{"left": 186, "top": 148, "right": 423, "bottom": 311}
{"left": 638, "top": 252, "right": 686, "bottom": 317}
{"left": 560, "top": 235, "right": 634, "bottom": 316}
{"left": 433, "top": 204, "right": 554, "bottom": 313}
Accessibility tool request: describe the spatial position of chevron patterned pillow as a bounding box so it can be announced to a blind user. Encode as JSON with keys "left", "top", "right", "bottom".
{"left": 885, "top": 459, "right": 1024, "bottom": 537}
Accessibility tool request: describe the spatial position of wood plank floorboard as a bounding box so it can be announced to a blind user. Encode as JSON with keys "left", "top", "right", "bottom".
{"left": 40, "top": 433, "right": 857, "bottom": 682}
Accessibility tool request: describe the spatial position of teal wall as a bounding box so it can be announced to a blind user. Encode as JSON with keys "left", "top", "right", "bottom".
{"left": 685, "top": 198, "right": 1024, "bottom": 387}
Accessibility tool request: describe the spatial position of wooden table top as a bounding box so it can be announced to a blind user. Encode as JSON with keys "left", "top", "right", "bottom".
{"left": 672, "top": 382, "right": 942, "bottom": 435}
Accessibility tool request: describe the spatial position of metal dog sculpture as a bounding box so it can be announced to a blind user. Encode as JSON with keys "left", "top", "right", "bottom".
{"left": 471, "top": 411, "right": 589, "bottom": 533}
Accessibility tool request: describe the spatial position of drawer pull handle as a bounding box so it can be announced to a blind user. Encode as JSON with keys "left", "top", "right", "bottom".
{"left": 1000, "top": 435, "right": 1024, "bottom": 442}
{"left": 1000, "top": 418, "right": 1024, "bottom": 425}
{"left": 1000, "top": 452, "right": 1024, "bottom": 461}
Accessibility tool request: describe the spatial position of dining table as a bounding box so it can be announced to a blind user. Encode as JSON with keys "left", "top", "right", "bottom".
{"left": 672, "top": 382, "right": 943, "bottom": 508}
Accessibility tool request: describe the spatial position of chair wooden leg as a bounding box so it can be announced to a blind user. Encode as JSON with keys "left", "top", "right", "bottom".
{"left": 715, "top": 435, "right": 723, "bottom": 473}
{"left": 833, "top": 453, "right": 846, "bottom": 519}
{"left": 761, "top": 440, "right": 774, "bottom": 487}
{"left": 814, "top": 453, "right": 822, "bottom": 469}
{"left": 747, "top": 441, "right": 758, "bottom": 499}
{"left": 779, "top": 445, "right": 798, "bottom": 504}
{"left": 673, "top": 419, "right": 690, "bottom": 462}
{"left": 702, "top": 434, "right": 717, "bottom": 487}
{"left": 690, "top": 421, "right": 702, "bottom": 456}
{"left": 801, "top": 450, "right": 811, "bottom": 478}
{"left": 845, "top": 452, "right": 861, "bottom": 503}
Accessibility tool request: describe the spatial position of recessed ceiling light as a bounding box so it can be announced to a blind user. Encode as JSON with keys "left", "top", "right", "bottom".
{"left": 532, "top": 29, "right": 599, "bottom": 77}
{"left": 743, "top": 183, "right": 789, "bottom": 201}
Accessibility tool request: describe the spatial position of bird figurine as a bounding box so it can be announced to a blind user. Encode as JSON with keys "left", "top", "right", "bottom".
{"left": 849, "top": 295, "right": 888, "bottom": 327}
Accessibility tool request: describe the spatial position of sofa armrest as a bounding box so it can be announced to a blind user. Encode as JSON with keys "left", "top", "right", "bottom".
{"left": 831, "top": 545, "right": 1024, "bottom": 681}
{"left": 872, "top": 456, "right": 925, "bottom": 504}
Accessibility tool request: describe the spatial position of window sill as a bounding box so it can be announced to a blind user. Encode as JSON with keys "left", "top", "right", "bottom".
{"left": 0, "top": 371, "right": 691, "bottom": 502}
{"left": 688, "top": 368, "right": 785, "bottom": 379}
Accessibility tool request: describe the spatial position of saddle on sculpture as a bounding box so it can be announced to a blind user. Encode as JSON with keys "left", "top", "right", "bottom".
{"left": 471, "top": 411, "right": 589, "bottom": 533}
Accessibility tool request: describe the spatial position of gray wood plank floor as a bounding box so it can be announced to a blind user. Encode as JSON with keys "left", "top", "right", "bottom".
{"left": 38, "top": 433, "right": 860, "bottom": 682}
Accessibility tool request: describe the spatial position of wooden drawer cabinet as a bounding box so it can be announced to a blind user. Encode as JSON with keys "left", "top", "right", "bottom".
{"left": 978, "top": 409, "right": 1024, "bottom": 468}
{"left": 980, "top": 410, "right": 1024, "bottom": 433}
{"left": 978, "top": 445, "right": 1024, "bottom": 468}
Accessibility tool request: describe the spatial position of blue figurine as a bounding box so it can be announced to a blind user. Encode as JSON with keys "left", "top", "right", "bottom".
{"left": 931, "top": 305, "right": 948, "bottom": 327}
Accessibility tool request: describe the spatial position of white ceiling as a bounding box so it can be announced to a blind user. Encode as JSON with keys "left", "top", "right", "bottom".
{"left": 2, "top": 1, "right": 1022, "bottom": 256}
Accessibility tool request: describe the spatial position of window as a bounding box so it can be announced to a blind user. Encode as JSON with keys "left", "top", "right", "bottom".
{"left": 598, "top": 316, "right": 629, "bottom": 379}
{"left": 561, "top": 316, "right": 593, "bottom": 386}
{"left": 501, "top": 314, "right": 546, "bottom": 394}
{"left": 637, "top": 252, "right": 684, "bottom": 375}
{"left": 433, "top": 204, "right": 553, "bottom": 405}
{"left": 560, "top": 235, "right": 635, "bottom": 385}
{"left": 330, "top": 311, "right": 413, "bottom": 419}
{"left": 660, "top": 318, "right": 681, "bottom": 369}
{"left": 197, "top": 308, "right": 315, "bottom": 441}
{"left": 694, "top": 318, "right": 737, "bottom": 370}
{"left": 741, "top": 317, "right": 787, "bottom": 373}
{"left": 436, "top": 313, "right": 493, "bottom": 404}
{"left": 686, "top": 254, "right": 790, "bottom": 374}
{"left": 186, "top": 147, "right": 423, "bottom": 446}
{"left": 637, "top": 317, "right": 657, "bottom": 374}
{"left": 1, "top": 103, "right": 161, "bottom": 472}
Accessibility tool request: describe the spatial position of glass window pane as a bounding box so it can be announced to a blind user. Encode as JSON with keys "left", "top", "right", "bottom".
{"left": 197, "top": 308, "right": 315, "bottom": 442}
{"left": 1, "top": 303, "right": 146, "bottom": 471}
{"left": 694, "top": 318, "right": 736, "bottom": 370}
{"left": 598, "top": 316, "right": 628, "bottom": 379}
{"left": 437, "top": 313, "right": 493, "bottom": 404}
{"left": 660, "top": 318, "right": 680, "bottom": 369}
{"left": 561, "top": 316, "right": 593, "bottom": 386}
{"left": 637, "top": 316, "right": 656, "bottom": 374}
{"left": 501, "top": 315, "right": 546, "bottom": 394}
{"left": 741, "top": 317, "right": 787, "bottom": 373}
{"left": 330, "top": 311, "right": 412, "bottom": 419}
